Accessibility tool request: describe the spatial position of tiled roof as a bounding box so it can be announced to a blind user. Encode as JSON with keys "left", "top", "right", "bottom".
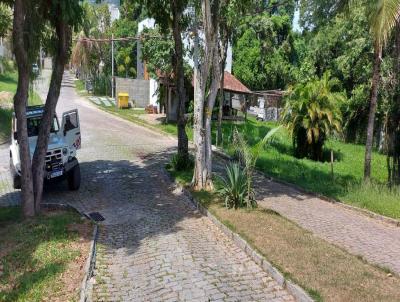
{"left": 158, "top": 70, "right": 251, "bottom": 94}
{"left": 223, "top": 72, "right": 251, "bottom": 94}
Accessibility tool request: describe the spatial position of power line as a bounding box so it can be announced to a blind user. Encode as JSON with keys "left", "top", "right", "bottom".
{"left": 73, "top": 34, "right": 169, "bottom": 43}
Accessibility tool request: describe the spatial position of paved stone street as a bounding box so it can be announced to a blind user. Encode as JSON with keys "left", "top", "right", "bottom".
{"left": 0, "top": 71, "right": 294, "bottom": 301}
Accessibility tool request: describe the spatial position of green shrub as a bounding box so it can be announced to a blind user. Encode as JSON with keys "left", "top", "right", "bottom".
{"left": 218, "top": 162, "right": 254, "bottom": 209}
{"left": 170, "top": 153, "right": 194, "bottom": 171}
{"left": 0, "top": 58, "right": 15, "bottom": 74}
{"left": 93, "top": 74, "right": 111, "bottom": 96}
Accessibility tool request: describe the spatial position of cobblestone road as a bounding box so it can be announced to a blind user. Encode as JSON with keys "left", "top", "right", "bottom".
{"left": 0, "top": 71, "right": 294, "bottom": 301}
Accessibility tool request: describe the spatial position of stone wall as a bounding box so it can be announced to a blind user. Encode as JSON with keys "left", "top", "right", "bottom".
{"left": 115, "top": 77, "right": 150, "bottom": 108}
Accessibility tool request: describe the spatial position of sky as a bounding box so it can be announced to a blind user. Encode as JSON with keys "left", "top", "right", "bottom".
{"left": 292, "top": 8, "right": 301, "bottom": 32}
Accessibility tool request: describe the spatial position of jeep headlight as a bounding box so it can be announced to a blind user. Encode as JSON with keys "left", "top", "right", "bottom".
{"left": 15, "top": 163, "right": 21, "bottom": 173}
{"left": 62, "top": 147, "right": 68, "bottom": 156}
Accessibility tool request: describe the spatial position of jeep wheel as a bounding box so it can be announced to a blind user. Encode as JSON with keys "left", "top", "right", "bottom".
{"left": 10, "top": 159, "right": 21, "bottom": 190}
{"left": 67, "top": 163, "right": 81, "bottom": 191}
{"left": 12, "top": 173, "right": 21, "bottom": 190}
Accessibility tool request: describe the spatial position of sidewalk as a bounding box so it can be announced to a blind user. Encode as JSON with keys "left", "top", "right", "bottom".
{"left": 250, "top": 171, "right": 400, "bottom": 275}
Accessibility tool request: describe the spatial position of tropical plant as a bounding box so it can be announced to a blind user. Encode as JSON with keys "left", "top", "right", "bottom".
{"left": 170, "top": 153, "right": 194, "bottom": 171}
{"left": 218, "top": 162, "right": 249, "bottom": 209}
{"left": 281, "top": 72, "right": 344, "bottom": 161}
{"left": 232, "top": 126, "right": 281, "bottom": 208}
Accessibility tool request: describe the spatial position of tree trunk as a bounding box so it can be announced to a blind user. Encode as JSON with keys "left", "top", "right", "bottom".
{"left": 204, "top": 40, "right": 222, "bottom": 190}
{"left": 32, "top": 21, "right": 72, "bottom": 212}
{"left": 192, "top": 20, "right": 207, "bottom": 190}
{"left": 364, "top": 44, "right": 382, "bottom": 181}
{"left": 216, "top": 30, "right": 228, "bottom": 146}
{"left": 12, "top": 0, "right": 35, "bottom": 217}
{"left": 192, "top": 0, "right": 219, "bottom": 191}
{"left": 171, "top": 0, "right": 189, "bottom": 161}
{"left": 216, "top": 73, "right": 225, "bottom": 146}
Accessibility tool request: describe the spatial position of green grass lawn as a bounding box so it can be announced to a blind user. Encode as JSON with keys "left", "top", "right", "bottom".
{"left": 216, "top": 118, "right": 400, "bottom": 219}
{"left": 0, "top": 72, "right": 42, "bottom": 143}
{"left": 0, "top": 207, "right": 91, "bottom": 301}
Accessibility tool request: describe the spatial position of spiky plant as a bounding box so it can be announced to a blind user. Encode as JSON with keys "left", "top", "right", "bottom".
{"left": 218, "top": 163, "right": 248, "bottom": 209}
{"left": 232, "top": 126, "right": 281, "bottom": 208}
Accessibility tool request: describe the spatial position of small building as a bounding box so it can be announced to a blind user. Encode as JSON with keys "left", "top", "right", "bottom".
{"left": 220, "top": 71, "right": 252, "bottom": 120}
{"left": 250, "top": 90, "right": 285, "bottom": 121}
{"left": 158, "top": 71, "right": 251, "bottom": 122}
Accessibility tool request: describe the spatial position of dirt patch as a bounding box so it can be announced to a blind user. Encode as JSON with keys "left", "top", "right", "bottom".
{"left": 0, "top": 91, "right": 13, "bottom": 109}
{"left": 208, "top": 202, "right": 400, "bottom": 302}
{"left": 46, "top": 221, "right": 92, "bottom": 302}
{"left": 0, "top": 209, "right": 92, "bottom": 301}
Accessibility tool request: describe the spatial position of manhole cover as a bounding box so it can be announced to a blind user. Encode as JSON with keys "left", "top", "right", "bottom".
{"left": 88, "top": 212, "right": 105, "bottom": 222}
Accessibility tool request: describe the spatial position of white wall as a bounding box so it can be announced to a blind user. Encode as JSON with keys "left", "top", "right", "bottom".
{"left": 149, "top": 78, "right": 159, "bottom": 107}
{"left": 138, "top": 18, "right": 156, "bottom": 34}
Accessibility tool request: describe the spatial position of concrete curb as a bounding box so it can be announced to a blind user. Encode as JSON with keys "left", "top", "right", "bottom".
{"left": 41, "top": 203, "right": 98, "bottom": 302}
{"left": 80, "top": 225, "right": 98, "bottom": 302}
{"left": 212, "top": 147, "right": 400, "bottom": 228}
{"left": 163, "top": 169, "right": 314, "bottom": 302}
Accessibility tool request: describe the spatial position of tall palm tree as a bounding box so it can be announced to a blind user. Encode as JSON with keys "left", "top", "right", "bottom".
{"left": 341, "top": 0, "right": 400, "bottom": 180}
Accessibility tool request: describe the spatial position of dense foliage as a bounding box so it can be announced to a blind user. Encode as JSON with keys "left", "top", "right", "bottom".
{"left": 0, "top": 3, "right": 11, "bottom": 38}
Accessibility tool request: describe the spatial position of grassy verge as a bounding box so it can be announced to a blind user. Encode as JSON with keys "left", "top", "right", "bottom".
{"left": 83, "top": 88, "right": 399, "bottom": 220}
{"left": 0, "top": 206, "right": 91, "bottom": 302}
{"left": 167, "top": 167, "right": 400, "bottom": 302}
{"left": 0, "top": 72, "right": 43, "bottom": 143}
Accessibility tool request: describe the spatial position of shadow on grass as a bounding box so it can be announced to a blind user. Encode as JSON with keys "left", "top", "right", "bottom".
{"left": 255, "top": 154, "right": 359, "bottom": 199}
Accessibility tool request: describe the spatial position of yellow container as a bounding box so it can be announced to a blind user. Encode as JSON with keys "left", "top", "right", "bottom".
{"left": 117, "top": 92, "right": 129, "bottom": 109}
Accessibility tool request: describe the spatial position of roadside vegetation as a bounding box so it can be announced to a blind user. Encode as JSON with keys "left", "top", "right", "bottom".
{"left": 0, "top": 72, "right": 42, "bottom": 143}
{"left": 0, "top": 207, "right": 91, "bottom": 302}
{"left": 94, "top": 97, "right": 399, "bottom": 219}
{"left": 166, "top": 165, "right": 400, "bottom": 302}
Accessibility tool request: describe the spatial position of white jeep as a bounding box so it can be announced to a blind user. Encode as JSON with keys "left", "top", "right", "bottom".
{"left": 9, "top": 105, "right": 82, "bottom": 190}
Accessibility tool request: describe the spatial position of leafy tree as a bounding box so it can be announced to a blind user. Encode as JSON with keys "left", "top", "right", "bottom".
{"left": 340, "top": 0, "right": 400, "bottom": 180}
{"left": 232, "top": 9, "right": 296, "bottom": 90}
{"left": 299, "top": 0, "right": 340, "bottom": 30}
{"left": 140, "top": 27, "right": 174, "bottom": 78}
{"left": 294, "top": 6, "right": 373, "bottom": 142}
{"left": 140, "top": 0, "right": 190, "bottom": 165}
{"left": 12, "top": 0, "right": 83, "bottom": 217}
{"left": 0, "top": 3, "right": 11, "bottom": 37}
{"left": 72, "top": 2, "right": 112, "bottom": 81}
{"left": 112, "top": 17, "right": 138, "bottom": 78}
{"left": 282, "top": 72, "right": 344, "bottom": 161}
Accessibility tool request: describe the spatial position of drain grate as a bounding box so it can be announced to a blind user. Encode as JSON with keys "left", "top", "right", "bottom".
{"left": 88, "top": 212, "right": 105, "bottom": 222}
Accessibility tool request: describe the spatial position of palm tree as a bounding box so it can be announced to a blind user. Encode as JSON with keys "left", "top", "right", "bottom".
{"left": 281, "top": 72, "right": 343, "bottom": 161}
{"left": 341, "top": 0, "right": 400, "bottom": 180}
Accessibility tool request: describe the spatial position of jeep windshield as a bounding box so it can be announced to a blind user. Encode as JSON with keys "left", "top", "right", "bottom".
{"left": 27, "top": 116, "right": 59, "bottom": 137}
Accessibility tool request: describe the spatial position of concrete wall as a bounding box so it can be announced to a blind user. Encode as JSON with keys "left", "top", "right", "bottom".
{"left": 115, "top": 77, "right": 150, "bottom": 108}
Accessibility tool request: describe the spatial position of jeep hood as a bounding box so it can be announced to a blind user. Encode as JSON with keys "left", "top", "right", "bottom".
{"left": 28, "top": 133, "right": 67, "bottom": 157}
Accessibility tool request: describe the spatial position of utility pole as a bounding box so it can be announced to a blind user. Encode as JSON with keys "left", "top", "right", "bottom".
{"left": 111, "top": 33, "right": 114, "bottom": 99}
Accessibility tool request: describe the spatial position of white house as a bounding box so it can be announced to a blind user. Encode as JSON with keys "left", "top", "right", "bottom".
{"left": 87, "top": 0, "right": 120, "bottom": 22}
